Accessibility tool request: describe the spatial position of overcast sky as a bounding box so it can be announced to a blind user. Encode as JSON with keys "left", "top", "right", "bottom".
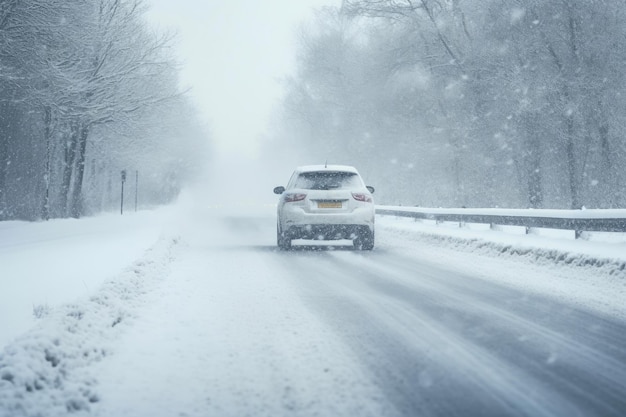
{"left": 145, "top": 0, "right": 340, "bottom": 158}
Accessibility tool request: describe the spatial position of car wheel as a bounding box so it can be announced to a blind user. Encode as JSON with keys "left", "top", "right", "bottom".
{"left": 354, "top": 228, "right": 374, "bottom": 250}
{"left": 277, "top": 226, "right": 291, "bottom": 250}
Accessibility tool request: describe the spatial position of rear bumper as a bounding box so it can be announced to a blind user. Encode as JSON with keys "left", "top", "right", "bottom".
{"left": 284, "top": 224, "right": 372, "bottom": 240}
{"left": 279, "top": 205, "right": 374, "bottom": 238}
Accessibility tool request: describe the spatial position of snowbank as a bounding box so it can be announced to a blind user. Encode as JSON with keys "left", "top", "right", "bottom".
{"left": 377, "top": 216, "right": 626, "bottom": 278}
{"left": 0, "top": 233, "right": 180, "bottom": 416}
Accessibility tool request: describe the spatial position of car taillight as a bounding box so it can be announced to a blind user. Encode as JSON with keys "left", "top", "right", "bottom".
{"left": 284, "top": 193, "right": 307, "bottom": 202}
{"left": 352, "top": 193, "right": 372, "bottom": 203}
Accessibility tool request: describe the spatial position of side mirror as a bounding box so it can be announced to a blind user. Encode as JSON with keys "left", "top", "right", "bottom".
{"left": 273, "top": 186, "right": 285, "bottom": 195}
{"left": 366, "top": 186, "right": 375, "bottom": 194}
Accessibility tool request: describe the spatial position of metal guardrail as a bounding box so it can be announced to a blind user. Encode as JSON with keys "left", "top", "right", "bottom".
{"left": 376, "top": 206, "right": 626, "bottom": 238}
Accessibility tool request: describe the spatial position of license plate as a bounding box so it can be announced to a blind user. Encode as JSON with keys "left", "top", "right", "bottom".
{"left": 318, "top": 201, "right": 342, "bottom": 209}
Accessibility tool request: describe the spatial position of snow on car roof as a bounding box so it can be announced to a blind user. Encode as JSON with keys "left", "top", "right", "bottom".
{"left": 296, "top": 165, "right": 359, "bottom": 173}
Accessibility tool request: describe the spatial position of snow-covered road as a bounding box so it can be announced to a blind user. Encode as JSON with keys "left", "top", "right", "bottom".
{"left": 1, "top": 203, "right": 626, "bottom": 416}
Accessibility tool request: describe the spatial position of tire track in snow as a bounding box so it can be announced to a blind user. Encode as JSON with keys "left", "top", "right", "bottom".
{"left": 280, "top": 248, "right": 626, "bottom": 416}
{"left": 344, "top": 250, "right": 626, "bottom": 416}
{"left": 91, "top": 217, "right": 393, "bottom": 417}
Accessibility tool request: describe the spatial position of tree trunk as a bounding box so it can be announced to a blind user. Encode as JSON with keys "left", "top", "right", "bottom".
{"left": 60, "top": 122, "right": 79, "bottom": 217}
{"left": 0, "top": 131, "right": 7, "bottom": 220}
{"left": 69, "top": 124, "right": 89, "bottom": 218}
{"left": 564, "top": 114, "right": 580, "bottom": 209}
{"left": 525, "top": 114, "right": 543, "bottom": 209}
{"left": 0, "top": 100, "right": 16, "bottom": 220}
{"left": 0, "top": 135, "right": 7, "bottom": 220}
{"left": 42, "top": 106, "right": 52, "bottom": 220}
{"left": 598, "top": 116, "right": 614, "bottom": 207}
{"left": 527, "top": 146, "right": 543, "bottom": 209}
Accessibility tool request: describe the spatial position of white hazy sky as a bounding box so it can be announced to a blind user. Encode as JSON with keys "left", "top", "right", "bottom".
{"left": 145, "top": 0, "right": 340, "bottom": 157}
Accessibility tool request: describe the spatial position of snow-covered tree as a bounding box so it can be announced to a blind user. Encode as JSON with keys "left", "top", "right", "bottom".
{"left": 0, "top": 0, "right": 209, "bottom": 220}
{"left": 275, "top": 0, "right": 626, "bottom": 209}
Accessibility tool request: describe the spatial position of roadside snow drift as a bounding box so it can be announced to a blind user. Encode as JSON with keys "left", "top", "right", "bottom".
{"left": 0, "top": 233, "right": 180, "bottom": 416}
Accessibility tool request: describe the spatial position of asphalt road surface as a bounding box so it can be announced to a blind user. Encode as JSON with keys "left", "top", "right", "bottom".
{"left": 93, "top": 208, "right": 626, "bottom": 417}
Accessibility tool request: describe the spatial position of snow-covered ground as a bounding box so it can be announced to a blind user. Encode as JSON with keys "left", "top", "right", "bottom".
{"left": 1, "top": 198, "right": 625, "bottom": 416}
{"left": 0, "top": 209, "right": 172, "bottom": 349}
{"left": 376, "top": 216, "right": 626, "bottom": 320}
{"left": 378, "top": 215, "right": 626, "bottom": 279}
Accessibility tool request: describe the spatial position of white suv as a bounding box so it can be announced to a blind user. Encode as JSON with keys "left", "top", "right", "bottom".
{"left": 273, "top": 165, "right": 375, "bottom": 250}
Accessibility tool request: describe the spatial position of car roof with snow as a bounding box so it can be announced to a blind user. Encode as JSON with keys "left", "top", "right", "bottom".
{"left": 295, "top": 165, "right": 359, "bottom": 174}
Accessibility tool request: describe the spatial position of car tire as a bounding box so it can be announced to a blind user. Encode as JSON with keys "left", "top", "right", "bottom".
{"left": 354, "top": 228, "right": 374, "bottom": 250}
{"left": 277, "top": 226, "right": 292, "bottom": 250}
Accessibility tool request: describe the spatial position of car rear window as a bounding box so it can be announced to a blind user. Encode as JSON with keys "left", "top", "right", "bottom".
{"left": 294, "top": 171, "right": 363, "bottom": 190}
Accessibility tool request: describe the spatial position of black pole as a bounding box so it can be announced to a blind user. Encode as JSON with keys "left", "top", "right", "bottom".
{"left": 121, "top": 170, "right": 126, "bottom": 215}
